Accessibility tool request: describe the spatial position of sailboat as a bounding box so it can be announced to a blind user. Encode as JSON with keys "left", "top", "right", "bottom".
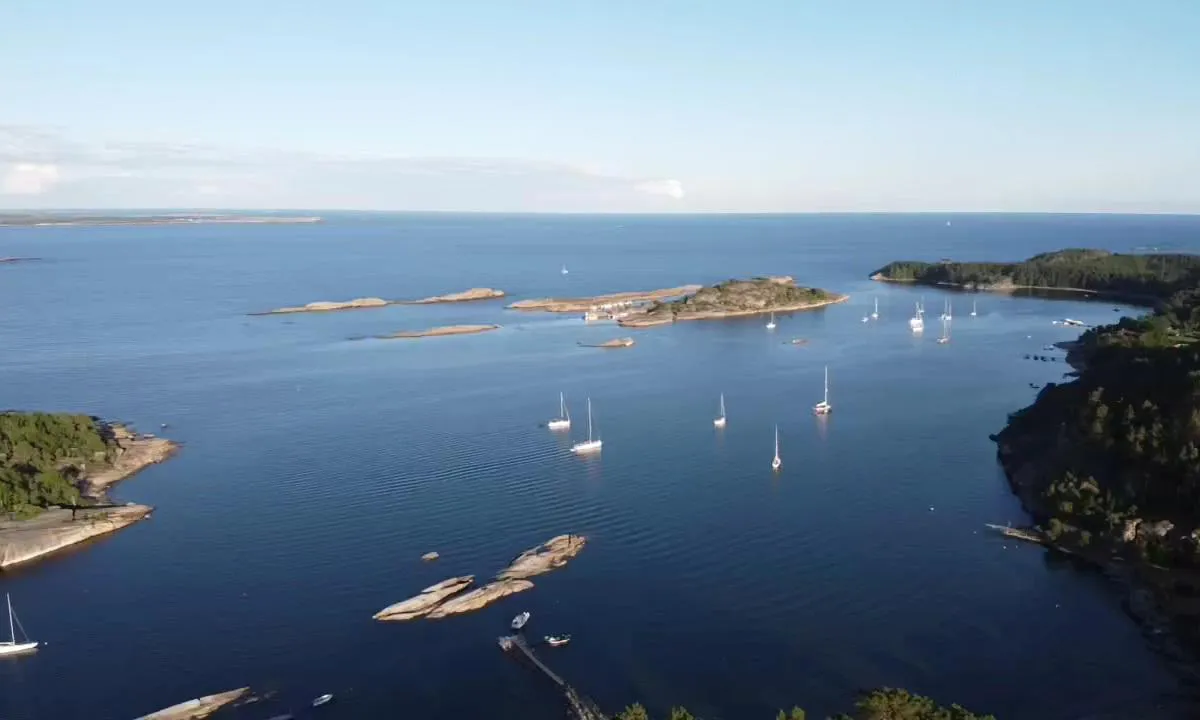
{"left": 909, "top": 301, "right": 924, "bottom": 333}
{"left": 547, "top": 392, "right": 571, "bottom": 430}
{"left": 813, "top": 365, "right": 832, "bottom": 415}
{"left": 870, "top": 297, "right": 879, "bottom": 320}
{"left": 766, "top": 311, "right": 776, "bottom": 330}
{"left": 970, "top": 299, "right": 977, "bottom": 317}
{"left": 713, "top": 394, "right": 727, "bottom": 428}
{"left": 771, "top": 425, "right": 782, "bottom": 471}
{"left": 570, "top": 398, "right": 603, "bottom": 454}
{"left": 0, "top": 594, "right": 37, "bottom": 656}
{"left": 937, "top": 315, "right": 951, "bottom": 344}
{"left": 561, "top": 264, "right": 569, "bottom": 275}
{"left": 939, "top": 298, "right": 952, "bottom": 321}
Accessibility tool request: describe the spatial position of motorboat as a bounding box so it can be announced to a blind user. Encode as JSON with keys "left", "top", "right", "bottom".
{"left": 545, "top": 635, "right": 571, "bottom": 647}
{"left": 512, "top": 611, "right": 531, "bottom": 630}
{"left": 312, "top": 693, "right": 334, "bottom": 708}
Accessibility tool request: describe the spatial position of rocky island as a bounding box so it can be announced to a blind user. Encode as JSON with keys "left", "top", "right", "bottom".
{"left": 580, "top": 337, "right": 635, "bottom": 349}
{"left": 618, "top": 276, "right": 846, "bottom": 327}
{"left": 379, "top": 324, "right": 500, "bottom": 339}
{"left": 870, "top": 249, "right": 1200, "bottom": 304}
{"left": 251, "top": 297, "right": 397, "bottom": 315}
{"left": 0, "top": 413, "right": 178, "bottom": 569}
{"left": 507, "top": 285, "right": 702, "bottom": 313}
{"left": 372, "top": 534, "right": 585, "bottom": 622}
{"left": 137, "top": 687, "right": 251, "bottom": 719}
{"left": 406, "top": 287, "right": 506, "bottom": 304}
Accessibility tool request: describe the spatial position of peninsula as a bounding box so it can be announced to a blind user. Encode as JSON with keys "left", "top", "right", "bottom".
{"left": 618, "top": 276, "right": 846, "bottom": 328}
{"left": 507, "top": 285, "right": 702, "bottom": 313}
{"left": 0, "top": 213, "right": 321, "bottom": 227}
{"left": 250, "top": 297, "right": 397, "bottom": 315}
{"left": 867, "top": 249, "right": 1200, "bottom": 650}
{"left": 870, "top": 249, "right": 1200, "bottom": 304}
{"left": 406, "top": 287, "right": 506, "bottom": 304}
{"left": 0, "top": 413, "right": 178, "bottom": 569}
{"left": 379, "top": 324, "right": 500, "bottom": 339}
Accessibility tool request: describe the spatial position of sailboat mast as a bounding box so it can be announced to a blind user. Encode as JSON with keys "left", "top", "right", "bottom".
{"left": 7, "top": 594, "right": 13, "bottom": 644}
{"left": 824, "top": 366, "right": 829, "bottom": 403}
{"left": 720, "top": 394, "right": 725, "bottom": 416}
{"left": 587, "top": 399, "right": 593, "bottom": 441}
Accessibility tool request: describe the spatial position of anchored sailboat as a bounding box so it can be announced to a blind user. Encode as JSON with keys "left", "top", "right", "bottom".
{"left": 909, "top": 301, "right": 925, "bottom": 333}
{"left": 871, "top": 297, "right": 879, "bottom": 320}
{"left": 548, "top": 392, "right": 571, "bottom": 430}
{"left": 766, "top": 311, "right": 777, "bottom": 330}
{"left": 771, "top": 425, "right": 782, "bottom": 471}
{"left": 813, "top": 365, "right": 832, "bottom": 415}
{"left": 0, "top": 594, "right": 37, "bottom": 657}
{"left": 570, "top": 398, "right": 603, "bottom": 454}
{"left": 561, "top": 264, "right": 569, "bottom": 275}
{"left": 970, "top": 299, "right": 977, "bottom": 317}
{"left": 713, "top": 394, "right": 727, "bottom": 428}
{"left": 937, "top": 315, "right": 951, "bottom": 344}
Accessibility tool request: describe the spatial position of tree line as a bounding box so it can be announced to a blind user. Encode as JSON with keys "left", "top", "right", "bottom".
{"left": 0, "top": 412, "right": 116, "bottom": 516}
{"left": 614, "top": 687, "right": 993, "bottom": 720}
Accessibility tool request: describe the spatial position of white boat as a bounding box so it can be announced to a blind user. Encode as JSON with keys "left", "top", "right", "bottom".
{"left": 937, "top": 315, "right": 951, "bottom": 344}
{"left": 909, "top": 301, "right": 924, "bottom": 333}
{"left": 862, "top": 314, "right": 869, "bottom": 323}
{"left": 940, "top": 298, "right": 952, "bottom": 321}
{"left": 561, "top": 264, "right": 569, "bottom": 275}
{"left": 771, "top": 425, "right": 782, "bottom": 471}
{"left": 570, "top": 399, "right": 602, "bottom": 454}
{"left": 312, "top": 693, "right": 333, "bottom": 708}
{"left": 766, "top": 311, "right": 776, "bottom": 330}
{"left": 545, "top": 634, "right": 571, "bottom": 647}
{"left": 713, "top": 394, "right": 726, "bottom": 428}
{"left": 969, "top": 299, "right": 977, "bottom": 317}
{"left": 870, "top": 297, "right": 879, "bottom": 320}
{"left": 548, "top": 392, "right": 571, "bottom": 431}
{"left": 0, "top": 594, "right": 37, "bottom": 657}
{"left": 813, "top": 365, "right": 832, "bottom": 415}
{"left": 512, "top": 611, "right": 531, "bottom": 630}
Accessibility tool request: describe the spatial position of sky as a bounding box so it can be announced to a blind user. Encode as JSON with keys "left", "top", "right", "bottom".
{"left": 1, "top": 1, "right": 1198, "bottom": 213}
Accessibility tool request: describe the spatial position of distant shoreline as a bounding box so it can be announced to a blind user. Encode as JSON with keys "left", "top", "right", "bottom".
{"left": 869, "top": 273, "right": 1159, "bottom": 306}
{"left": 0, "top": 214, "right": 322, "bottom": 228}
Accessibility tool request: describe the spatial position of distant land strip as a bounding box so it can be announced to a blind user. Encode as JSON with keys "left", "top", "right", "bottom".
{"left": 0, "top": 214, "right": 322, "bottom": 227}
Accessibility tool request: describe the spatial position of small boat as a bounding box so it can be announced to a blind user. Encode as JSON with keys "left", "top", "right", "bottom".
{"left": 937, "top": 315, "right": 951, "bottom": 344}
{"left": 548, "top": 392, "right": 571, "bottom": 431}
{"left": 713, "top": 394, "right": 726, "bottom": 428}
{"left": 861, "top": 314, "right": 869, "bottom": 323}
{"left": 870, "top": 297, "right": 879, "bottom": 320}
{"left": 0, "top": 593, "right": 37, "bottom": 657}
{"left": 970, "top": 299, "right": 977, "bottom": 317}
{"left": 813, "top": 366, "right": 832, "bottom": 415}
{"left": 545, "top": 635, "right": 571, "bottom": 647}
{"left": 940, "top": 298, "right": 952, "bottom": 321}
{"left": 561, "top": 264, "right": 569, "bottom": 275}
{"left": 512, "top": 612, "right": 531, "bottom": 630}
{"left": 311, "top": 693, "right": 334, "bottom": 708}
{"left": 766, "top": 311, "right": 777, "bottom": 330}
{"left": 569, "top": 399, "right": 602, "bottom": 454}
{"left": 771, "top": 425, "right": 782, "bottom": 471}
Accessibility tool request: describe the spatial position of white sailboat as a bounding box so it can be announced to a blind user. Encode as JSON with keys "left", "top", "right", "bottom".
{"left": 870, "top": 297, "right": 879, "bottom": 320}
{"left": 713, "top": 394, "right": 727, "bottom": 428}
{"left": 970, "top": 299, "right": 977, "bottom": 317}
{"left": 0, "top": 594, "right": 37, "bottom": 656}
{"left": 548, "top": 392, "right": 571, "bottom": 431}
{"left": 909, "top": 301, "right": 924, "bottom": 333}
{"left": 561, "top": 264, "right": 569, "bottom": 275}
{"left": 937, "top": 315, "right": 951, "bottom": 344}
{"left": 771, "top": 425, "right": 782, "bottom": 471}
{"left": 766, "top": 311, "right": 776, "bottom": 330}
{"left": 570, "top": 398, "right": 602, "bottom": 454}
{"left": 813, "top": 365, "right": 832, "bottom": 415}
{"left": 939, "top": 298, "right": 952, "bottom": 321}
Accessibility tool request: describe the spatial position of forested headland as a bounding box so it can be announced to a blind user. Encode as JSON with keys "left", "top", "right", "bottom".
{"left": 0, "top": 412, "right": 117, "bottom": 516}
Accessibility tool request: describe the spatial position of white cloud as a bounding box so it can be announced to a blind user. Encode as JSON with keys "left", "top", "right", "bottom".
{"left": 635, "top": 178, "right": 685, "bottom": 199}
{"left": 2, "top": 163, "right": 60, "bottom": 195}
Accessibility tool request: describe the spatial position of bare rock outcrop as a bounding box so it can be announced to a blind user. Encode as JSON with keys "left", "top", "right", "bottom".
{"left": 252, "top": 297, "right": 394, "bottom": 315}
{"left": 0, "top": 505, "right": 153, "bottom": 570}
{"left": 136, "top": 686, "right": 250, "bottom": 719}
{"left": 408, "top": 288, "right": 506, "bottom": 304}
{"left": 497, "top": 534, "right": 587, "bottom": 580}
{"left": 426, "top": 579, "right": 534, "bottom": 619}
{"left": 372, "top": 575, "right": 474, "bottom": 621}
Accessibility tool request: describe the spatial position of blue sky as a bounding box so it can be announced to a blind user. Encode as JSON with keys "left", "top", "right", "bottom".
{"left": 2, "top": 1, "right": 1198, "bottom": 212}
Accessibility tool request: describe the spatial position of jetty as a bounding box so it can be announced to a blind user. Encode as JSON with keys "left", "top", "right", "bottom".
{"left": 498, "top": 635, "right": 608, "bottom": 720}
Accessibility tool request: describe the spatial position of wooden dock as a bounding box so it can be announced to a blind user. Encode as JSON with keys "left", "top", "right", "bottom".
{"left": 499, "top": 635, "right": 608, "bottom": 720}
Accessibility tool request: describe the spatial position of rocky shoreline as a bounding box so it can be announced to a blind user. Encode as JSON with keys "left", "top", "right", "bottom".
{"left": 869, "top": 272, "right": 1159, "bottom": 306}
{"left": 507, "top": 285, "right": 702, "bottom": 313}
{"left": 406, "top": 287, "right": 506, "bottom": 304}
{"left": 0, "top": 423, "right": 178, "bottom": 570}
{"left": 619, "top": 294, "right": 848, "bottom": 327}
{"left": 380, "top": 324, "right": 500, "bottom": 339}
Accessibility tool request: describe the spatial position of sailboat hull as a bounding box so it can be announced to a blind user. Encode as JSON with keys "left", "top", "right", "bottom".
{"left": 713, "top": 417, "right": 726, "bottom": 428}
{"left": 570, "top": 440, "right": 602, "bottom": 454}
{"left": 0, "top": 641, "right": 38, "bottom": 656}
{"left": 548, "top": 419, "right": 571, "bottom": 430}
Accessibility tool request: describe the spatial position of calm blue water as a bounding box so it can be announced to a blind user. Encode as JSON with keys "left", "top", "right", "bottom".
{"left": 2, "top": 213, "right": 1200, "bottom": 720}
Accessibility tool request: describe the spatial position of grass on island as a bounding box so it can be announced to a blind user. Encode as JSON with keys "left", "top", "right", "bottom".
{"left": 641, "top": 277, "right": 836, "bottom": 321}
{"left": 0, "top": 412, "right": 118, "bottom": 517}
